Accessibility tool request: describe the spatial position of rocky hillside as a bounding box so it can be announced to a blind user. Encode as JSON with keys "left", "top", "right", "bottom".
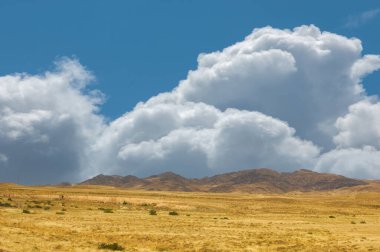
{"left": 80, "top": 168, "right": 367, "bottom": 193}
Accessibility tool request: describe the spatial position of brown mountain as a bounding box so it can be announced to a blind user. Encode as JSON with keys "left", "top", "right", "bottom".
{"left": 81, "top": 174, "right": 146, "bottom": 187}
{"left": 79, "top": 168, "right": 367, "bottom": 193}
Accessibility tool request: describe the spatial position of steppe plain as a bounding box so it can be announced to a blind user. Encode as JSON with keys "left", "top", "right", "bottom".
{"left": 1, "top": 183, "right": 380, "bottom": 251}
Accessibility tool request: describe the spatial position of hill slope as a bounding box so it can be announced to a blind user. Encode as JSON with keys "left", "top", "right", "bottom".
{"left": 80, "top": 168, "right": 367, "bottom": 193}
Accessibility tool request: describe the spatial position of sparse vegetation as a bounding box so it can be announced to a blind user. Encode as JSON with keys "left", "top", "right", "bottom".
{"left": 22, "top": 209, "right": 31, "bottom": 214}
{"left": 1, "top": 183, "right": 380, "bottom": 251}
{"left": 99, "top": 207, "right": 113, "bottom": 213}
{"left": 0, "top": 202, "right": 13, "bottom": 207}
{"left": 98, "top": 242, "right": 124, "bottom": 251}
{"left": 149, "top": 209, "right": 157, "bottom": 215}
{"left": 168, "top": 211, "right": 178, "bottom": 216}
{"left": 329, "top": 215, "right": 336, "bottom": 218}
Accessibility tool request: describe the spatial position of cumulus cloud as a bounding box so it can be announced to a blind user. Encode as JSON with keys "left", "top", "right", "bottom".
{"left": 0, "top": 58, "right": 104, "bottom": 184}
{"left": 168, "top": 25, "right": 376, "bottom": 147}
{"left": 2, "top": 25, "right": 380, "bottom": 183}
{"left": 88, "top": 102, "right": 319, "bottom": 177}
{"left": 334, "top": 99, "right": 380, "bottom": 149}
{"left": 315, "top": 146, "right": 380, "bottom": 179}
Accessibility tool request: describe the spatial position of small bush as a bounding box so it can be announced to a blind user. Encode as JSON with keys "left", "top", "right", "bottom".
{"left": 98, "top": 242, "right": 124, "bottom": 251}
{"left": 329, "top": 215, "right": 336, "bottom": 218}
{"left": 0, "top": 202, "right": 13, "bottom": 207}
{"left": 351, "top": 221, "right": 356, "bottom": 224}
{"left": 122, "top": 201, "right": 129, "bottom": 205}
{"left": 22, "top": 209, "right": 31, "bottom": 214}
{"left": 61, "top": 208, "right": 67, "bottom": 211}
{"left": 360, "top": 220, "right": 366, "bottom": 224}
{"left": 43, "top": 206, "right": 50, "bottom": 210}
{"left": 8, "top": 198, "right": 12, "bottom": 201}
{"left": 99, "top": 208, "right": 113, "bottom": 213}
{"left": 169, "top": 211, "right": 178, "bottom": 216}
{"left": 56, "top": 211, "right": 65, "bottom": 215}
{"left": 149, "top": 209, "right": 157, "bottom": 215}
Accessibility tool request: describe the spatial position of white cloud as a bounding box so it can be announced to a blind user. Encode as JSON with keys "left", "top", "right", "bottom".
{"left": 89, "top": 102, "right": 319, "bottom": 177}
{"left": 0, "top": 58, "right": 105, "bottom": 184}
{"left": 344, "top": 9, "right": 380, "bottom": 28}
{"left": 168, "top": 25, "right": 373, "bottom": 147}
{"left": 334, "top": 99, "right": 380, "bottom": 149}
{"left": 0, "top": 153, "right": 7, "bottom": 163}
{"left": 315, "top": 146, "right": 380, "bottom": 179}
{"left": 2, "top": 25, "right": 380, "bottom": 183}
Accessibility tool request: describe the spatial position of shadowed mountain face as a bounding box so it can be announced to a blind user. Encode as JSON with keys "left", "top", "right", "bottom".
{"left": 80, "top": 168, "right": 367, "bottom": 193}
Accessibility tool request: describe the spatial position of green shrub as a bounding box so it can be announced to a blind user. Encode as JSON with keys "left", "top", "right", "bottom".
{"left": 149, "top": 209, "right": 157, "bottom": 215}
{"left": 169, "top": 211, "right": 178, "bottom": 216}
{"left": 98, "top": 242, "right": 124, "bottom": 251}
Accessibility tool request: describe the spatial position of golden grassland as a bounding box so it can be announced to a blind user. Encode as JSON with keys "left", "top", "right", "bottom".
{"left": 1, "top": 183, "right": 380, "bottom": 251}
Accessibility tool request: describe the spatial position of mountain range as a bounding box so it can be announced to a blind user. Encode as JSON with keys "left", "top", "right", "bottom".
{"left": 80, "top": 168, "right": 370, "bottom": 193}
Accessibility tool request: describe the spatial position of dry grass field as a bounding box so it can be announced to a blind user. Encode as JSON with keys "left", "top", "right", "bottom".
{"left": 1, "top": 183, "right": 380, "bottom": 251}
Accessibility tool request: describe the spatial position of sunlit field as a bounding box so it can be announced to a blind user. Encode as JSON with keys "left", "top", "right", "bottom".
{"left": 1, "top": 183, "right": 380, "bottom": 251}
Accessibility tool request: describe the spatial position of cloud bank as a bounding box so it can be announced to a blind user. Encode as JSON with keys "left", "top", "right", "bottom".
{"left": 1, "top": 25, "right": 380, "bottom": 184}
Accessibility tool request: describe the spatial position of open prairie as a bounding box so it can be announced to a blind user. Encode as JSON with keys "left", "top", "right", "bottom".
{"left": 1, "top": 183, "right": 380, "bottom": 251}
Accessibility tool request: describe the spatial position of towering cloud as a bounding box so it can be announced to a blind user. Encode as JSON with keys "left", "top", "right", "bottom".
{"left": 1, "top": 25, "right": 380, "bottom": 183}
{"left": 0, "top": 59, "right": 104, "bottom": 184}
{"left": 172, "top": 25, "right": 373, "bottom": 147}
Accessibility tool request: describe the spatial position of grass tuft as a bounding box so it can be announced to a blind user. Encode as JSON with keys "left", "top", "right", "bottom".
{"left": 22, "top": 209, "right": 31, "bottom": 214}
{"left": 98, "top": 242, "right": 124, "bottom": 251}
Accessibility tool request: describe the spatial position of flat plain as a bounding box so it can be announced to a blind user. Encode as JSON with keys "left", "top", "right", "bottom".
{"left": 1, "top": 183, "right": 380, "bottom": 251}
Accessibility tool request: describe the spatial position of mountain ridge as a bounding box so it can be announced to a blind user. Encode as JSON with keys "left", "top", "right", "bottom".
{"left": 80, "top": 168, "right": 367, "bottom": 193}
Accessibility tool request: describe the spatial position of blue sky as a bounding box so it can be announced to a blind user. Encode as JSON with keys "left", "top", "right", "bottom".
{"left": 2, "top": 1, "right": 380, "bottom": 184}
{"left": 1, "top": 0, "right": 379, "bottom": 119}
